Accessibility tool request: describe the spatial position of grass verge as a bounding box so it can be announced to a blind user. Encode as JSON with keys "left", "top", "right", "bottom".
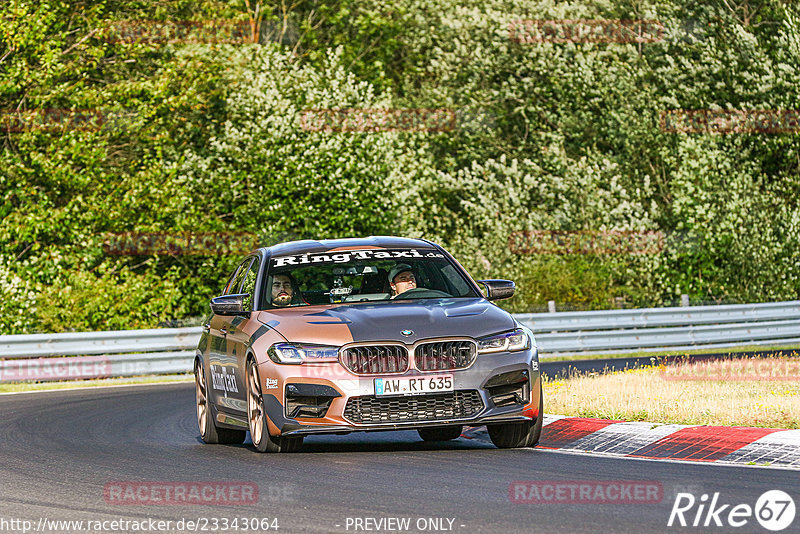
{"left": 0, "top": 374, "right": 193, "bottom": 394}
{"left": 542, "top": 358, "right": 800, "bottom": 429}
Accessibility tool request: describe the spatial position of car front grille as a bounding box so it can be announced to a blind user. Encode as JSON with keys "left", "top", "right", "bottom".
{"left": 340, "top": 345, "right": 409, "bottom": 375}
{"left": 343, "top": 390, "right": 484, "bottom": 424}
{"left": 415, "top": 340, "right": 476, "bottom": 371}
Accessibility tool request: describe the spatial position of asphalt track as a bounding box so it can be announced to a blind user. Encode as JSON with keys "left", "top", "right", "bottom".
{"left": 1, "top": 383, "right": 798, "bottom": 534}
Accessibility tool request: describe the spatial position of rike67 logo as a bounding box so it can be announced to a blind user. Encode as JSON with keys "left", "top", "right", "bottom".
{"left": 668, "top": 490, "right": 796, "bottom": 531}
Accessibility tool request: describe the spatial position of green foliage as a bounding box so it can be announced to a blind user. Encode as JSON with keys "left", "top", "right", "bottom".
{"left": 177, "top": 45, "right": 411, "bottom": 239}
{"left": 383, "top": 0, "right": 800, "bottom": 309}
{"left": 35, "top": 264, "right": 185, "bottom": 332}
{"left": 1, "top": 0, "right": 799, "bottom": 332}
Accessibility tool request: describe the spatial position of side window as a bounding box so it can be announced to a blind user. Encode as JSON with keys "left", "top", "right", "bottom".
{"left": 222, "top": 265, "right": 242, "bottom": 295}
{"left": 241, "top": 258, "right": 260, "bottom": 311}
{"left": 225, "top": 258, "right": 253, "bottom": 295}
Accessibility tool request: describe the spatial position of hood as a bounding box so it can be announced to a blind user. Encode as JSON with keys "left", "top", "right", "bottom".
{"left": 256, "top": 298, "right": 515, "bottom": 346}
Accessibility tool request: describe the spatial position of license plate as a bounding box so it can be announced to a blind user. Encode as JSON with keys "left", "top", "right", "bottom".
{"left": 374, "top": 375, "right": 454, "bottom": 396}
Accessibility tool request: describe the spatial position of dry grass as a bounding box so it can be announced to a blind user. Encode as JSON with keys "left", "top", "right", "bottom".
{"left": 543, "top": 358, "right": 800, "bottom": 429}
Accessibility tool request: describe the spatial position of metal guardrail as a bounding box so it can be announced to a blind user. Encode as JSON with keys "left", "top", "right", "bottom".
{"left": 0, "top": 327, "right": 201, "bottom": 358}
{"left": 533, "top": 319, "right": 800, "bottom": 354}
{"left": 515, "top": 301, "right": 800, "bottom": 332}
{"left": 0, "top": 327, "right": 201, "bottom": 383}
{"left": 0, "top": 351, "right": 196, "bottom": 383}
{"left": 516, "top": 300, "right": 800, "bottom": 356}
{"left": 1, "top": 301, "right": 799, "bottom": 382}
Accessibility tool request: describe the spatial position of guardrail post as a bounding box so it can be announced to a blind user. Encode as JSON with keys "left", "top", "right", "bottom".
{"left": 548, "top": 300, "right": 556, "bottom": 313}
{"left": 681, "top": 294, "right": 690, "bottom": 307}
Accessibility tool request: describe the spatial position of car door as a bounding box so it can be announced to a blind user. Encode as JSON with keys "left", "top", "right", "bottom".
{"left": 224, "top": 256, "right": 261, "bottom": 410}
{"left": 208, "top": 257, "right": 252, "bottom": 412}
{"left": 204, "top": 263, "right": 239, "bottom": 365}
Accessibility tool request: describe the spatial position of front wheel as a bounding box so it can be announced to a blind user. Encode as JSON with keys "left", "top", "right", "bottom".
{"left": 246, "top": 359, "right": 304, "bottom": 453}
{"left": 195, "top": 359, "right": 246, "bottom": 444}
{"left": 487, "top": 384, "right": 543, "bottom": 449}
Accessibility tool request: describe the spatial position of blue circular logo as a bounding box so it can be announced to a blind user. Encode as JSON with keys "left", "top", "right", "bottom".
{"left": 401, "top": 329, "right": 413, "bottom": 337}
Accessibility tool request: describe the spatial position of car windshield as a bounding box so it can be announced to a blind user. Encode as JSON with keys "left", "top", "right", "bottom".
{"left": 262, "top": 248, "right": 480, "bottom": 308}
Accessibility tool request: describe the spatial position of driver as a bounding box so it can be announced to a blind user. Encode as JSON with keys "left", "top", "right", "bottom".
{"left": 388, "top": 264, "right": 417, "bottom": 298}
{"left": 271, "top": 273, "right": 296, "bottom": 307}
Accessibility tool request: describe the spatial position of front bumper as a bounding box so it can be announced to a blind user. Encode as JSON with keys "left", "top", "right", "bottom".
{"left": 258, "top": 347, "right": 541, "bottom": 437}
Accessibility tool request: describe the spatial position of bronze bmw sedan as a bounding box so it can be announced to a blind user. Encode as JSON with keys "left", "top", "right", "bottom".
{"left": 194, "top": 237, "right": 542, "bottom": 452}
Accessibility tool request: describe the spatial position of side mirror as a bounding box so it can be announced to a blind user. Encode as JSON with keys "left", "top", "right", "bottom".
{"left": 210, "top": 293, "right": 249, "bottom": 316}
{"left": 477, "top": 279, "right": 515, "bottom": 301}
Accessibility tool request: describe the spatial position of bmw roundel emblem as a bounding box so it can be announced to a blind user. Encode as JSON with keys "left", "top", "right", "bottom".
{"left": 401, "top": 329, "right": 413, "bottom": 337}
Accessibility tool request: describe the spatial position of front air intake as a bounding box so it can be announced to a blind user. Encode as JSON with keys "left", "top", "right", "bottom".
{"left": 284, "top": 383, "right": 341, "bottom": 419}
{"left": 343, "top": 390, "right": 484, "bottom": 424}
{"left": 485, "top": 369, "right": 530, "bottom": 407}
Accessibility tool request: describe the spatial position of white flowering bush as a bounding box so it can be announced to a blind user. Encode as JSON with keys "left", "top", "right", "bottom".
{"left": 177, "top": 44, "right": 431, "bottom": 239}
{"left": 0, "top": 258, "right": 38, "bottom": 334}
{"left": 384, "top": 0, "right": 800, "bottom": 307}
{"left": 397, "top": 149, "right": 658, "bottom": 310}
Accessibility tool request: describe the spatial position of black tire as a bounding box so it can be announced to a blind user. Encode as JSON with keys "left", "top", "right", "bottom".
{"left": 246, "top": 359, "right": 304, "bottom": 453}
{"left": 417, "top": 425, "right": 464, "bottom": 442}
{"left": 487, "top": 383, "right": 544, "bottom": 449}
{"left": 195, "top": 359, "right": 246, "bottom": 445}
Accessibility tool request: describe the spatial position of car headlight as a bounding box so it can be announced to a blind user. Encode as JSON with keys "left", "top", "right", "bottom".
{"left": 477, "top": 328, "right": 531, "bottom": 354}
{"left": 267, "top": 343, "right": 340, "bottom": 364}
